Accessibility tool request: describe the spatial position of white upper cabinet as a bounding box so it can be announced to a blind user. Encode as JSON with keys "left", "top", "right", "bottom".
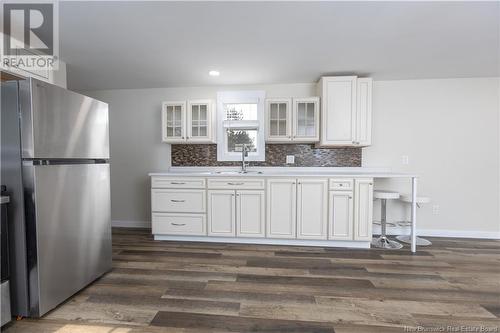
{"left": 265, "top": 97, "right": 319, "bottom": 143}
{"left": 317, "top": 76, "right": 372, "bottom": 147}
{"left": 162, "top": 100, "right": 214, "bottom": 143}
{"left": 162, "top": 101, "right": 186, "bottom": 143}
{"left": 0, "top": 36, "right": 67, "bottom": 88}
{"left": 293, "top": 97, "right": 320, "bottom": 142}
{"left": 187, "top": 100, "right": 213, "bottom": 143}
{"left": 265, "top": 98, "right": 292, "bottom": 141}
{"left": 355, "top": 78, "right": 373, "bottom": 146}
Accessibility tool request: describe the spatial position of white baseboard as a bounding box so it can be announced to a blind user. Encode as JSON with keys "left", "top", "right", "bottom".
{"left": 112, "top": 220, "right": 500, "bottom": 239}
{"left": 373, "top": 225, "right": 500, "bottom": 239}
{"left": 112, "top": 220, "right": 151, "bottom": 228}
{"left": 153, "top": 235, "right": 371, "bottom": 248}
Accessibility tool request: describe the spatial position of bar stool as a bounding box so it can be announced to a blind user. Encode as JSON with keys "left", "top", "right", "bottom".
{"left": 372, "top": 190, "right": 402, "bottom": 249}
{"left": 396, "top": 195, "right": 432, "bottom": 246}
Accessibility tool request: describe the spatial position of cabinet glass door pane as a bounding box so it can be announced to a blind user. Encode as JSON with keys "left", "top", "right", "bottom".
{"left": 269, "top": 102, "right": 288, "bottom": 137}
{"left": 306, "top": 103, "right": 316, "bottom": 136}
{"left": 190, "top": 103, "right": 209, "bottom": 138}
{"left": 297, "top": 103, "right": 306, "bottom": 136}
{"left": 165, "top": 105, "right": 183, "bottom": 139}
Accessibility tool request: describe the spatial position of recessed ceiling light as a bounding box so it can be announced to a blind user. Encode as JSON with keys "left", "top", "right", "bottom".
{"left": 208, "top": 70, "right": 220, "bottom": 77}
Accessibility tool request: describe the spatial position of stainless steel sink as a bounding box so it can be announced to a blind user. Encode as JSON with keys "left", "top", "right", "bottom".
{"left": 213, "top": 170, "right": 263, "bottom": 175}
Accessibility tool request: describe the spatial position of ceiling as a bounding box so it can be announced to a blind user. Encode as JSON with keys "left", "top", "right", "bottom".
{"left": 60, "top": 1, "right": 500, "bottom": 91}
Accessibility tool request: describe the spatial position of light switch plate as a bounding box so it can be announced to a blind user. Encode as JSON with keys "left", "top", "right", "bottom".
{"left": 286, "top": 155, "right": 295, "bottom": 164}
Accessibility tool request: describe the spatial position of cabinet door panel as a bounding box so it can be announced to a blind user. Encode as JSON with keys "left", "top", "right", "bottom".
{"left": 320, "top": 77, "right": 356, "bottom": 145}
{"left": 328, "top": 191, "right": 353, "bottom": 240}
{"left": 293, "top": 97, "right": 319, "bottom": 142}
{"left": 266, "top": 179, "right": 296, "bottom": 238}
{"left": 354, "top": 179, "right": 374, "bottom": 241}
{"left": 208, "top": 190, "right": 235, "bottom": 236}
{"left": 356, "top": 78, "right": 372, "bottom": 146}
{"left": 266, "top": 99, "right": 292, "bottom": 142}
{"left": 297, "top": 179, "right": 328, "bottom": 240}
{"left": 187, "top": 100, "right": 213, "bottom": 143}
{"left": 162, "top": 101, "right": 186, "bottom": 143}
{"left": 237, "top": 190, "right": 265, "bottom": 238}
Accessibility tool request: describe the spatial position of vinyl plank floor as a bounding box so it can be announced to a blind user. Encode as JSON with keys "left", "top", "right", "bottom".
{"left": 4, "top": 227, "right": 500, "bottom": 333}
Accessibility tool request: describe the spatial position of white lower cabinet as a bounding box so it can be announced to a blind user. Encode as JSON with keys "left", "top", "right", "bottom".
{"left": 152, "top": 213, "right": 206, "bottom": 236}
{"left": 328, "top": 191, "right": 354, "bottom": 240}
{"left": 208, "top": 190, "right": 236, "bottom": 236}
{"left": 208, "top": 189, "right": 266, "bottom": 238}
{"left": 354, "top": 179, "right": 374, "bottom": 241}
{"left": 150, "top": 175, "right": 374, "bottom": 247}
{"left": 236, "top": 190, "right": 266, "bottom": 238}
{"left": 297, "top": 179, "right": 328, "bottom": 240}
{"left": 267, "top": 179, "right": 297, "bottom": 238}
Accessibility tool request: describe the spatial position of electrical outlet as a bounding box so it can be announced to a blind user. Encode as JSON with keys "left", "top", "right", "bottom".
{"left": 402, "top": 155, "right": 409, "bottom": 165}
{"left": 432, "top": 205, "right": 440, "bottom": 215}
{"left": 286, "top": 155, "right": 295, "bottom": 164}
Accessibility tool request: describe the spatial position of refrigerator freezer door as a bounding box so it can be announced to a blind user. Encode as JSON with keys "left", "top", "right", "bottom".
{"left": 23, "top": 163, "right": 112, "bottom": 316}
{"left": 20, "top": 78, "right": 109, "bottom": 159}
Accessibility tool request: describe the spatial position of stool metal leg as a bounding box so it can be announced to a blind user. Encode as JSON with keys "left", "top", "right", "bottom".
{"left": 372, "top": 199, "right": 403, "bottom": 249}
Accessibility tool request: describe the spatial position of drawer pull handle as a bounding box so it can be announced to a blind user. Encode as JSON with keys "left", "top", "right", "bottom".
{"left": 170, "top": 182, "right": 186, "bottom": 185}
{"left": 170, "top": 199, "right": 186, "bottom": 203}
{"left": 171, "top": 223, "right": 186, "bottom": 226}
{"left": 228, "top": 182, "right": 244, "bottom": 185}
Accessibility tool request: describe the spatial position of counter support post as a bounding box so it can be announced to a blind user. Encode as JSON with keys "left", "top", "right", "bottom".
{"left": 411, "top": 177, "right": 418, "bottom": 253}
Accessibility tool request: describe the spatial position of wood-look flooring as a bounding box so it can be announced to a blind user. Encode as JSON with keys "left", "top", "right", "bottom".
{"left": 4, "top": 228, "right": 500, "bottom": 333}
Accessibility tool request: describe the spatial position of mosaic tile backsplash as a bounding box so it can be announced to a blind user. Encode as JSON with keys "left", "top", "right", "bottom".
{"left": 171, "top": 144, "right": 361, "bottom": 167}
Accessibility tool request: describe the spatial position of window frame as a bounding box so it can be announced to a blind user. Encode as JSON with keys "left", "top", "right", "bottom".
{"left": 216, "top": 90, "right": 266, "bottom": 161}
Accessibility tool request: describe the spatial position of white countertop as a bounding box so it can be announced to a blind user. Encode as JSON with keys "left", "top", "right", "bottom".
{"left": 149, "top": 167, "right": 417, "bottom": 178}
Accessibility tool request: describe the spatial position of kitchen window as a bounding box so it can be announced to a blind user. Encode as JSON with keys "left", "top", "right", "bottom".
{"left": 216, "top": 91, "right": 266, "bottom": 161}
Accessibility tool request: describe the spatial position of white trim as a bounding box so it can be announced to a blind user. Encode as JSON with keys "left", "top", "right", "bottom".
{"left": 216, "top": 90, "right": 266, "bottom": 162}
{"left": 153, "top": 235, "right": 370, "bottom": 248}
{"left": 112, "top": 220, "right": 151, "bottom": 228}
{"left": 373, "top": 225, "right": 500, "bottom": 239}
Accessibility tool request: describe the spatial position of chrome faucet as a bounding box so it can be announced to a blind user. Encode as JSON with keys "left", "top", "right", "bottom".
{"left": 241, "top": 144, "right": 249, "bottom": 173}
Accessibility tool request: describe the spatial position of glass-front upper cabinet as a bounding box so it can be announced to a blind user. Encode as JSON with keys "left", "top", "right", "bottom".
{"left": 265, "top": 97, "right": 319, "bottom": 143}
{"left": 162, "top": 101, "right": 186, "bottom": 142}
{"left": 265, "top": 98, "right": 292, "bottom": 142}
{"left": 293, "top": 97, "right": 319, "bottom": 142}
{"left": 162, "top": 100, "right": 214, "bottom": 143}
{"left": 187, "top": 100, "right": 213, "bottom": 142}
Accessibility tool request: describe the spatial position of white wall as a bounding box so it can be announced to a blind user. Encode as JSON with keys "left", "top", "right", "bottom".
{"left": 84, "top": 83, "right": 316, "bottom": 227}
{"left": 364, "top": 78, "right": 500, "bottom": 237}
{"left": 85, "top": 78, "right": 500, "bottom": 237}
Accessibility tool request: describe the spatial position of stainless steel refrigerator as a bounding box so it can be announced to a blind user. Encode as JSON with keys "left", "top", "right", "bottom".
{"left": 1, "top": 77, "right": 111, "bottom": 317}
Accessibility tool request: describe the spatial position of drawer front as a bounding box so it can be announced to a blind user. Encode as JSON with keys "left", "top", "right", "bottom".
{"left": 151, "top": 177, "right": 206, "bottom": 189}
{"left": 329, "top": 178, "right": 354, "bottom": 191}
{"left": 207, "top": 178, "right": 265, "bottom": 190}
{"left": 152, "top": 189, "right": 206, "bottom": 213}
{"left": 152, "top": 213, "right": 206, "bottom": 235}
